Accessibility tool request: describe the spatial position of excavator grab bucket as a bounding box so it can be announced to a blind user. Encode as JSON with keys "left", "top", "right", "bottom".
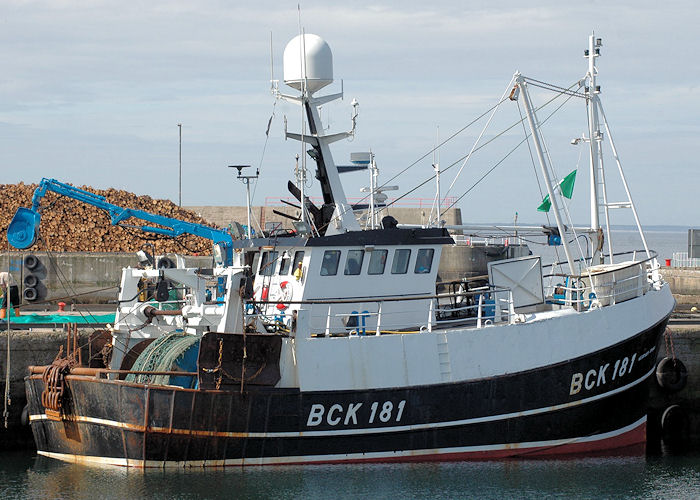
{"left": 7, "top": 207, "right": 40, "bottom": 249}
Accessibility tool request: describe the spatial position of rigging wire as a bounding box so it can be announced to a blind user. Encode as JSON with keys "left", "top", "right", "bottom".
{"left": 376, "top": 97, "right": 512, "bottom": 200}
{"left": 284, "top": 76, "right": 582, "bottom": 237}
{"left": 523, "top": 76, "right": 587, "bottom": 99}
{"left": 32, "top": 234, "right": 134, "bottom": 361}
{"left": 22, "top": 200, "right": 183, "bottom": 360}
{"left": 440, "top": 80, "right": 583, "bottom": 216}
{"left": 250, "top": 100, "right": 278, "bottom": 224}
{"left": 442, "top": 76, "right": 518, "bottom": 202}
{"left": 368, "top": 79, "right": 583, "bottom": 224}
{"left": 3, "top": 257, "right": 10, "bottom": 428}
{"left": 312, "top": 95, "right": 514, "bottom": 234}
{"left": 28, "top": 212, "right": 215, "bottom": 361}
{"left": 517, "top": 100, "right": 548, "bottom": 208}
{"left": 531, "top": 91, "right": 566, "bottom": 267}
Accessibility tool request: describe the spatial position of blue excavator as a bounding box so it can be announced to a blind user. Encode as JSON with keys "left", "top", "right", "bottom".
{"left": 6, "top": 178, "right": 234, "bottom": 266}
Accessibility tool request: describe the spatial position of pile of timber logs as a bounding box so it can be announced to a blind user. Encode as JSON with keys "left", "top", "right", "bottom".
{"left": 0, "top": 182, "right": 216, "bottom": 254}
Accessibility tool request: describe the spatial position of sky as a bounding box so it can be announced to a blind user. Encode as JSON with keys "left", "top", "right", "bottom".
{"left": 1, "top": 0, "right": 698, "bottom": 228}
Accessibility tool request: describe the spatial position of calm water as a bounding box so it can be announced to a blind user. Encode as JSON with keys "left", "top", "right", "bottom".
{"left": 1, "top": 450, "right": 699, "bottom": 499}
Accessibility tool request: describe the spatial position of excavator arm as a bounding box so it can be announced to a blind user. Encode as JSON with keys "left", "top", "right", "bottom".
{"left": 7, "top": 178, "right": 234, "bottom": 265}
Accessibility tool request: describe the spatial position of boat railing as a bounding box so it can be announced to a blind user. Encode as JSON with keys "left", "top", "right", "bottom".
{"left": 542, "top": 251, "right": 662, "bottom": 309}
{"left": 451, "top": 234, "right": 521, "bottom": 247}
{"left": 672, "top": 251, "right": 700, "bottom": 268}
{"left": 28, "top": 366, "right": 198, "bottom": 381}
{"left": 252, "top": 285, "right": 516, "bottom": 337}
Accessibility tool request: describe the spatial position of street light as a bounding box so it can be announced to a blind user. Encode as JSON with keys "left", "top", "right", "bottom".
{"left": 178, "top": 123, "right": 182, "bottom": 207}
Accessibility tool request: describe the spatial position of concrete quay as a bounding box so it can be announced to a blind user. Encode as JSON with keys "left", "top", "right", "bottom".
{"left": 659, "top": 267, "right": 700, "bottom": 306}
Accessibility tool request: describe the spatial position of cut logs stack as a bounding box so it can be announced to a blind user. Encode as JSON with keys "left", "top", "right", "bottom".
{"left": 0, "top": 182, "right": 217, "bottom": 255}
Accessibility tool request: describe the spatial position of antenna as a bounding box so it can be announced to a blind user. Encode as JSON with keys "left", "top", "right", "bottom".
{"left": 297, "top": 4, "right": 302, "bottom": 37}
{"left": 297, "top": 20, "right": 308, "bottom": 226}
{"left": 429, "top": 126, "right": 441, "bottom": 227}
{"left": 228, "top": 165, "right": 259, "bottom": 239}
{"left": 269, "top": 31, "right": 274, "bottom": 89}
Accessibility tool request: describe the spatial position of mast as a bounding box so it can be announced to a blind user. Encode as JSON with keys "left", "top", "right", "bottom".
{"left": 514, "top": 74, "right": 577, "bottom": 275}
{"left": 276, "top": 34, "right": 361, "bottom": 235}
{"left": 586, "top": 34, "right": 604, "bottom": 237}
{"left": 294, "top": 154, "right": 307, "bottom": 224}
{"left": 369, "top": 152, "right": 376, "bottom": 229}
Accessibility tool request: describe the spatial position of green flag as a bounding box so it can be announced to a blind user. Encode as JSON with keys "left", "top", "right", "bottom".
{"left": 536, "top": 169, "right": 577, "bottom": 212}
{"left": 559, "top": 169, "right": 577, "bottom": 199}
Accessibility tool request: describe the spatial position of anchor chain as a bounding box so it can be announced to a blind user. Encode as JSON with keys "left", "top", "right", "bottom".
{"left": 664, "top": 328, "right": 677, "bottom": 363}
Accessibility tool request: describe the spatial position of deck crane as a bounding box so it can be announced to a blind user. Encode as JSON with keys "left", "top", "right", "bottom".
{"left": 6, "top": 178, "right": 234, "bottom": 266}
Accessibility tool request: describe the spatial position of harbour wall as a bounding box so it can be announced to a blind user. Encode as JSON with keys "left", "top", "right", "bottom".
{"left": 185, "top": 205, "right": 464, "bottom": 230}
{"left": 0, "top": 328, "right": 93, "bottom": 449}
{"left": 0, "top": 253, "right": 213, "bottom": 305}
{"left": 647, "top": 325, "right": 700, "bottom": 450}
{"left": 659, "top": 268, "right": 700, "bottom": 305}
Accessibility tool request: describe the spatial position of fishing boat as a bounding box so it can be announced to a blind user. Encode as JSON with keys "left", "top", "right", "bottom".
{"left": 12, "top": 32, "right": 674, "bottom": 466}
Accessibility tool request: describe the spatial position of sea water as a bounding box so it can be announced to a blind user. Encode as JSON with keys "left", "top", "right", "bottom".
{"left": 1, "top": 449, "right": 699, "bottom": 499}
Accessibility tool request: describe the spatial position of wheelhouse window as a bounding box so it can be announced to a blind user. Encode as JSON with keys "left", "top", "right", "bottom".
{"left": 279, "top": 253, "right": 291, "bottom": 275}
{"left": 248, "top": 251, "right": 260, "bottom": 274}
{"left": 414, "top": 248, "right": 435, "bottom": 274}
{"left": 292, "top": 251, "right": 305, "bottom": 271}
{"left": 320, "top": 250, "right": 341, "bottom": 276}
{"left": 344, "top": 250, "right": 364, "bottom": 275}
{"left": 259, "top": 251, "right": 279, "bottom": 276}
{"left": 391, "top": 249, "right": 411, "bottom": 274}
{"left": 368, "top": 249, "right": 388, "bottom": 275}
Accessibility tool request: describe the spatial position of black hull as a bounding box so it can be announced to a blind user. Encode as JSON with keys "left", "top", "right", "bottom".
{"left": 25, "top": 317, "right": 667, "bottom": 466}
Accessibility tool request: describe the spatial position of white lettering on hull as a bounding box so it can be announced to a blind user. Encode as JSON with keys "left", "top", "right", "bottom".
{"left": 306, "top": 400, "right": 407, "bottom": 427}
{"left": 569, "top": 352, "right": 638, "bottom": 396}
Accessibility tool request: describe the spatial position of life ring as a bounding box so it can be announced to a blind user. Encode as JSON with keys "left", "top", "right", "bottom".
{"left": 275, "top": 281, "right": 291, "bottom": 310}
{"left": 655, "top": 356, "right": 688, "bottom": 393}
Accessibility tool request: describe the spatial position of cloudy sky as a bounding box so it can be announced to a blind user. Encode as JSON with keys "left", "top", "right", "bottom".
{"left": 1, "top": 0, "right": 698, "bottom": 227}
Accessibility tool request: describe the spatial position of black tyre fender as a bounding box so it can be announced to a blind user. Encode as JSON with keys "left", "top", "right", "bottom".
{"left": 660, "top": 404, "right": 689, "bottom": 444}
{"left": 158, "top": 257, "right": 175, "bottom": 269}
{"left": 23, "top": 287, "right": 38, "bottom": 302}
{"left": 655, "top": 356, "right": 688, "bottom": 393}
{"left": 24, "top": 254, "right": 39, "bottom": 270}
{"left": 23, "top": 274, "right": 38, "bottom": 288}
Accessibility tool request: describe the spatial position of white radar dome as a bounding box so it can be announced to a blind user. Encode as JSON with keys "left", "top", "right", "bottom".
{"left": 283, "top": 34, "right": 333, "bottom": 93}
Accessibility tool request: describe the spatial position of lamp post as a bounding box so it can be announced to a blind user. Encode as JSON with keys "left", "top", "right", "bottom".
{"left": 178, "top": 123, "right": 182, "bottom": 207}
